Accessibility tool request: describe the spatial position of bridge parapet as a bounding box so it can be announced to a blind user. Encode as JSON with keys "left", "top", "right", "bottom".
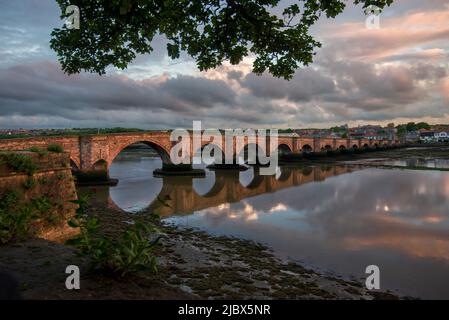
{"left": 0, "top": 132, "right": 400, "bottom": 181}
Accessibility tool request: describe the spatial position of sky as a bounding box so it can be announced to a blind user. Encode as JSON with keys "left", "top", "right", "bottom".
{"left": 0, "top": 0, "right": 448, "bottom": 129}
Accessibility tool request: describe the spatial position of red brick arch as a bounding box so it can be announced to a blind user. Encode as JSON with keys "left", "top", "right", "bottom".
{"left": 70, "top": 158, "right": 81, "bottom": 171}
{"left": 106, "top": 137, "right": 172, "bottom": 166}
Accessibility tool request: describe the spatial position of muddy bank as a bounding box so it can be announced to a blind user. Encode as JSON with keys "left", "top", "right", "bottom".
{"left": 0, "top": 202, "right": 407, "bottom": 300}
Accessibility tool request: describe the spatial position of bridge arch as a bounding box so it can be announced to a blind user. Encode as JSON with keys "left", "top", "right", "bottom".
{"left": 91, "top": 159, "right": 108, "bottom": 171}
{"left": 276, "top": 144, "right": 293, "bottom": 156}
{"left": 301, "top": 144, "right": 313, "bottom": 154}
{"left": 70, "top": 159, "right": 80, "bottom": 171}
{"left": 109, "top": 140, "right": 171, "bottom": 166}
{"left": 322, "top": 145, "right": 333, "bottom": 152}
{"left": 338, "top": 145, "right": 346, "bottom": 151}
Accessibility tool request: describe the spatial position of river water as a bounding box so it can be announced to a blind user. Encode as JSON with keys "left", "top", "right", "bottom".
{"left": 82, "top": 147, "right": 449, "bottom": 299}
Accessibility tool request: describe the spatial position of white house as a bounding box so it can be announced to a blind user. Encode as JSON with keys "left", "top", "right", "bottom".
{"left": 435, "top": 131, "right": 449, "bottom": 142}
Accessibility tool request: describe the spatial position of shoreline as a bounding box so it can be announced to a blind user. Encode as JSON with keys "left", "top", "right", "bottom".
{"left": 0, "top": 202, "right": 409, "bottom": 300}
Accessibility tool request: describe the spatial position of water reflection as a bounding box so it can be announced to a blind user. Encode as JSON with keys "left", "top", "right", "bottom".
{"left": 109, "top": 155, "right": 163, "bottom": 213}
{"left": 368, "top": 158, "right": 449, "bottom": 169}
{"left": 166, "top": 168, "right": 449, "bottom": 299}
{"left": 83, "top": 151, "right": 449, "bottom": 299}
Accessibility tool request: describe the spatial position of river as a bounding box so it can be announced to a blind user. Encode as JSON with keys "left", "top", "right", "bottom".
{"left": 80, "top": 146, "right": 449, "bottom": 299}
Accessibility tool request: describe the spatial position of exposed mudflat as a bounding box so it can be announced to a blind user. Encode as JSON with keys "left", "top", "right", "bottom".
{"left": 0, "top": 202, "right": 406, "bottom": 300}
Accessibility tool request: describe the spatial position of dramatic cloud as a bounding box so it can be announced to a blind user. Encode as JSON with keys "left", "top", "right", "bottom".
{"left": 241, "top": 68, "right": 336, "bottom": 102}
{"left": 0, "top": 0, "right": 448, "bottom": 128}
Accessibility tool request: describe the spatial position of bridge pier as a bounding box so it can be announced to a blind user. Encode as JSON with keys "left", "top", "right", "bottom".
{"left": 279, "top": 152, "right": 303, "bottom": 163}
{"left": 207, "top": 163, "right": 248, "bottom": 171}
{"left": 153, "top": 163, "right": 206, "bottom": 177}
{"left": 74, "top": 161, "right": 119, "bottom": 186}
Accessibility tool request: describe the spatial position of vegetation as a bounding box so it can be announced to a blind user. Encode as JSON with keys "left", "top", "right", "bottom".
{"left": 0, "top": 193, "right": 62, "bottom": 244}
{"left": 47, "top": 143, "right": 64, "bottom": 153}
{"left": 396, "top": 122, "right": 431, "bottom": 135}
{"left": 67, "top": 197, "right": 160, "bottom": 277}
{"left": 23, "top": 178, "right": 36, "bottom": 190}
{"left": 0, "top": 128, "right": 147, "bottom": 140}
{"left": 51, "top": 0, "right": 393, "bottom": 79}
{"left": 29, "top": 146, "right": 48, "bottom": 157}
{"left": 0, "top": 191, "right": 57, "bottom": 244}
{"left": 0, "top": 153, "right": 37, "bottom": 176}
{"left": 0, "top": 190, "right": 36, "bottom": 244}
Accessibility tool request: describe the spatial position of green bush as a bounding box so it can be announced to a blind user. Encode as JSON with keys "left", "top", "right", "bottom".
{"left": 23, "top": 178, "right": 36, "bottom": 190}
{"left": 67, "top": 197, "right": 160, "bottom": 277}
{"left": 0, "top": 190, "right": 37, "bottom": 244}
{"left": 29, "top": 146, "right": 48, "bottom": 157}
{"left": 47, "top": 143, "right": 64, "bottom": 153}
{"left": 0, "top": 190, "right": 60, "bottom": 244}
{"left": 0, "top": 153, "right": 37, "bottom": 176}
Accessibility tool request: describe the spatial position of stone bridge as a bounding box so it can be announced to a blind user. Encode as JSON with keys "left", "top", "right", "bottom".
{"left": 100, "top": 164, "right": 364, "bottom": 216}
{"left": 0, "top": 131, "right": 400, "bottom": 178}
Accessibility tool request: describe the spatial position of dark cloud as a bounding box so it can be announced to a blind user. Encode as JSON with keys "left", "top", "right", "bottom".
{"left": 0, "top": 61, "right": 237, "bottom": 122}
{"left": 242, "top": 68, "right": 336, "bottom": 102}
{"left": 0, "top": 0, "right": 448, "bottom": 128}
{"left": 161, "top": 75, "right": 236, "bottom": 108}
{"left": 227, "top": 70, "right": 244, "bottom": 80}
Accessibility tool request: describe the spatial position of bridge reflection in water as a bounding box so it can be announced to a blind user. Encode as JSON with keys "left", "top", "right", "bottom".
{"left": 92, "top": 165, "right": 362, "bottom": 216}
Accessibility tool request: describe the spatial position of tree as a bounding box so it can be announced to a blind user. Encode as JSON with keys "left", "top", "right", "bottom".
{"left": 416, "top": 122, "right": 431, "bottom": 130}
{"left": 396, "top": 125, "right": 406, "bottom": 138}
{"left": 51, "top": 0, "right": 393, "bottom": 80}
{"left": 330, "top": 126, "right": 341, "bottom": 133}
{"left": 406, "top": 122, "right": 417, "bottom": 132}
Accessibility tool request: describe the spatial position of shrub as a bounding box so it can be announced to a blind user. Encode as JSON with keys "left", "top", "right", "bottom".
{"left": 23, "top": 178, "right": 36, "bottom": 190}
{"left": 47, "top": 143, "right": 64, "bottom": 153}
{"left": 0, "top": 190, "right": 37, "bottom": 244}
{"left": 29, "top": 146, "right": 48, "bottom": 157}
{"left": 0, "top": 153, "right": 37, "bottom": 176}
{"left": 0, "top": 191, "right": 62, "bottom": 244}
{"left": 67, "top": 197, "right": 160, "bottom": 277}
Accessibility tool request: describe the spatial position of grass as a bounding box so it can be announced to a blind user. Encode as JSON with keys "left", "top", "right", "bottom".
{"left": 66, "top": 197, "right": 161, "bottom": 277}
{"left": 0, "top": 153, "right": 37, "bottom": 176}
{"left": 47, "top": 143, "right": 64, "bottom": 153}
{"left": 28, "top": 146, "right": 48, "bottom": 157}
{"left": 0, "top": 190, "right": 37, "bottom": 244}
{"left": 0, "top": 188, "right": 67, "bottom": 244}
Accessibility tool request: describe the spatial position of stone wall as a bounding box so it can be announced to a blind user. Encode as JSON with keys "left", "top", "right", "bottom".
{"left": 0, "top": 151, "right": 78, "bottom": 242}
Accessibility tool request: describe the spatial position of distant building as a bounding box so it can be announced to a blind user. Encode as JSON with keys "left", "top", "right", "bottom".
{"left": 435, "top": 131, "right": 449, "bottom": 142}
{"left": 405, "top": 131, "right": 420, "bottom": 142}
{"left": 419, "top": 129, "right": 436, "bottom": 142}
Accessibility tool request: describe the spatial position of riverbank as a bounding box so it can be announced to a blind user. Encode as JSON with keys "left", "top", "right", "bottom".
{"left": 0, "top": 201, "right": 407, "bottom": 300}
